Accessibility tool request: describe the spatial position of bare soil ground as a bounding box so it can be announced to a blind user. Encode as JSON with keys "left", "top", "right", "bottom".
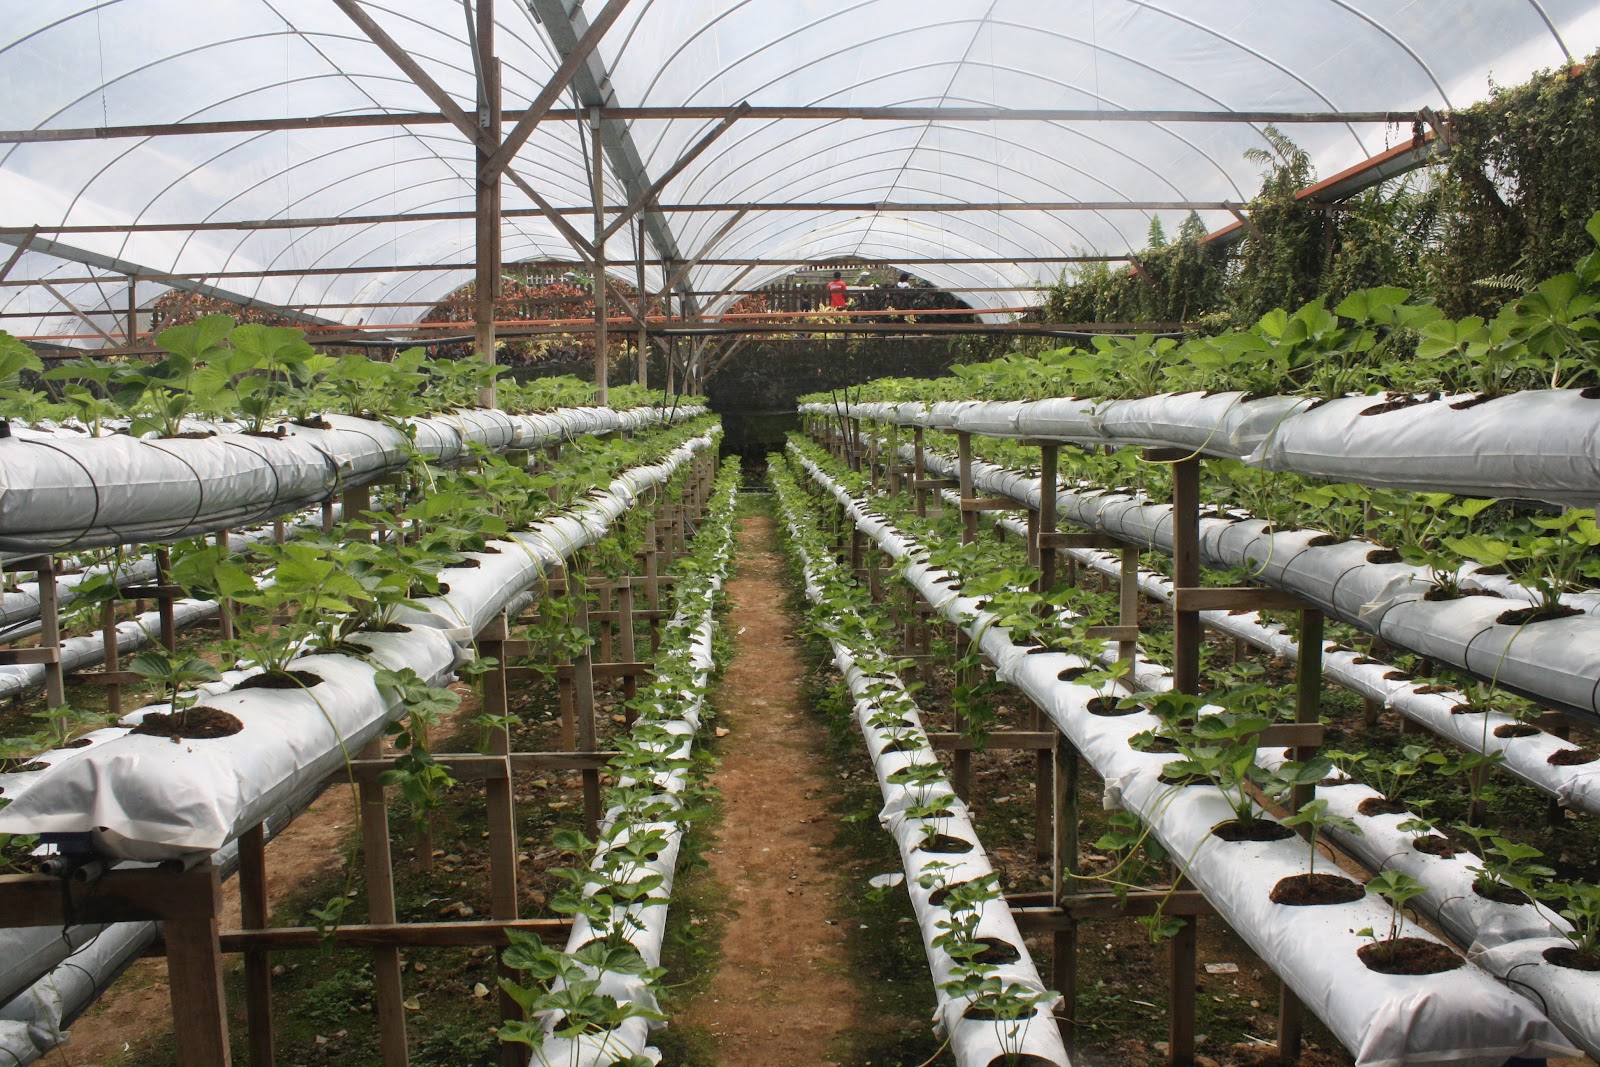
{"left": 675, "top": 515, "right": 857, "bottom": 1066}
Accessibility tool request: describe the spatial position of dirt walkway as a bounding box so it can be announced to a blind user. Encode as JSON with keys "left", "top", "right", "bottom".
{"left": 679, "top": 514, "right": 857, "bottom": 1066}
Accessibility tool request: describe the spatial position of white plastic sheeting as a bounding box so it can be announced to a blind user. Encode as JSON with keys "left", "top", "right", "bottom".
{"left": 5, "top": 3, "right": 1599, "bottom": 337}
{"left": 0, "top": 405, "right": 704, "bottom": 554}
{"left": 795, "top": 445, "right": 1579, "bottom": 1067}
{"left": 806, "top": 390, "right": 1600, "bottom": 505}
{"left": 776, "top": 476, "right": 1068, "bottom": 1066}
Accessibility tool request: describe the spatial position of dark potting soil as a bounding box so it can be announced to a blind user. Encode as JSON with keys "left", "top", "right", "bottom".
{"left": 1058, "top": 667, "right": 1089, "bottom": 682}
{"left": 8, "top": 761, "right": 50, "bottom": 774}
{"left": 237, "top": 669, "right": 325, "bottom": 691}
{"left": 162, "top": 430, "right": 219, "bottom": 439}
{"left": 879, "top": 738, "right": 921, "bottom": 754}
{"left": 928, "top": 878, "right": 981, "bottom": 908}
{"left": 1357, "top": 797, "right": 1407, "bottom": 817}
{"left": 1087, "top": 696, "right": 1140, "bottom": 717}
{"left": 1424, "top": 587, "right": 1499, "bottom": 602}
{"left": 1359, "top": 394, "right": 1434, "bottom": 417}
{"left": 1269, "top": 873, "right": 1365, "bottom": 906}
{"left": 65, "top": 737, "right": 93, "bottom": 748}
{"left": 1545, "top": 946, "right": 1600, "bottom": 971}
{"left": 1306, "top": 534, "right": 1346, "bottom": 548}
{"left": 1210, "top": 819, "right": 1295, "bottom": 843}
{"left": 915, "top": 834, "right": 974, "bottom": 855}
{"left": 1366, "top": 549, "right": 1402, "bottom": 565}
{"left": 293, "top": 416, "right": 335, "bottom": 430}
{"left": 1449, "top": 392, "right": 1501, "bottom": 410}
{"left": 1358, "top": 938, "right": 1461, "bottom": 975}
{"left": 1550, "top": 747, "right": 1600, "bottom": 766}
{"left": 1159, "top": 766, "right": 1205, "bottom": 787}
{"left": 971, "top": 937, "right": 1022, "bottom": 965}
{"left": 1497, "top": 604, "right": 1584, "bottom": 626}
{"left": 1350, "top": 656, "right": 1382, "bottom": 665}
{"left": 1413, "top": 683, "right": 1454, "bottom": 694}
{"left": 453, "top": 557, "right": 483, "bottom": 569}
{"left": 1412, "top": 835, "right": 1459, "bottom": 858}
{"left": 131, "top": 707, "right": 244, "bottom": 739}
{"left": 1493, "top": 723, "right": 1541, "bottom": 738}
{"left": 1134, "top": 735, "right": 1182, "bottom": 754}
{"left": 1474, "top": 881, "right": 1533, "bottom": 907}
{"left": 1449, "top": 703, "right": 1488, "bottom": 715}
{"left": 1582, "top": 386, "right": 1600, "bottom": 400}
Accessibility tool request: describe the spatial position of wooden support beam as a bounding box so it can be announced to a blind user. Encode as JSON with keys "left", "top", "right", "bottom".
{"left": 1174, "top": 586, "right": 1308, "bottom": 613}
{"left": 925, "top": 730, "right": 1057, "bottom": 751}
{"left": 1013, "top": 890, "right": 1216, "bottom": 927}
{"left": 481, "top": 0, "right": 632, "bottom": 182}
{"left": 216, "top": 918, "right": 572, "bottom": 952}
{"left": 1038, "top": 531, "right": 1123, "bottom": 551}
{"left": 958, "top": 496, "right": 1023, "bottom": 512}
{"left": 599, "top": 102, "right": 750, "bottom": 241}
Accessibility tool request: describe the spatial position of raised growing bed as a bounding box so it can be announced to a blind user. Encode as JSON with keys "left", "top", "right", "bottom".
{"left": 775, "top": 465, "right": 1069, "bottom": 1067}
{"left": 0, "top": 431, "right": 719, "bottom": 863}
{"left": 804, "top": 385, "right": 1600, "bottom": 505}
{"left": 794, "top": 443, "right": 1578, "bottom": 1067}
{"left": 508, "top": 461, "right": 738, "bottom": 1067}
{"left": 0, "top": 404, "right": 703, "bottom": 554}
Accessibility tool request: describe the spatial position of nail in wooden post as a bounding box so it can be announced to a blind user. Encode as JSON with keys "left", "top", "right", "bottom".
{"left": 239, "top": 824, "right": 275, "bottom": 1067}
{"left": 360, "top": 741, "right": 409, "bottom": 1067}
{"left": 166, "top": 864, "right": 231, "bottom": 1067}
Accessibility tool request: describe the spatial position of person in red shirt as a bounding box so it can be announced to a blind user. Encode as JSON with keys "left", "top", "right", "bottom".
{"left": 826, "top": 270, "right": 849, "bottom": 309}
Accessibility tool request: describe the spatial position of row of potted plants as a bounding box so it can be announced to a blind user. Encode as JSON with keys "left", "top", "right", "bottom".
{"left": 771, "top": 458, "right": 1069, "bottom": 1067}
{"left": 791, "top": 439, "right": 1578, "bottom": 1067}
{"left": 496, "top": 458, "right": 740, "bottom": 1067}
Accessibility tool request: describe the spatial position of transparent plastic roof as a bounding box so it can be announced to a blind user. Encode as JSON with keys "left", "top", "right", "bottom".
{"left": 3, "top": 1, "right": 1598, "bottom": 344}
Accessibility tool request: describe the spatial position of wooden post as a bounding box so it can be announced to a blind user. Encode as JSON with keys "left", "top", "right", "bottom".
{"left": 915, "top": 428, "right": 928, "bottom": 521}
{"left": 154, "top": 548, "right": 177, "bottom": 653}
{"left": 635, "top": 221, "right": 649, "bottom": 387}
{"left": 360, "top": 741, "right": 409, "bottom": 1067}
{"left": 165, "top": 865, "right": 232, "bottom": 1067}
{"left": 473, "top": 0, "right": 503, "bottom": 410}
{"left": 1277, "top": 607, "right": 1323, "bottom": 1062}
{"left": 591, "top": 109, "right": 609, "bottom": 407}
{"left": 641, "top": 520, "right": 661, "bottom": 654}
{"left": 617, "top": 578, "right": 638, "bottom": 726}
{"left": 1168, "top": 454, "right": 1201, "bottom": 695}
{"left": 480, "top": 614, "right": 522, "bottom": 1067}
{"left": 956, "top": 432, "right": 978, "bottom": 544}
{"left": 1038, "top": 444, "right": 1058, "bottom": 592}
{"left": 1119, "top": 546, "right": 1140, "bottom": 667}
{"left": 216, "top": 529, "right": 235, "bottom": 642}
{"left": 1053, "top": 730, "right": 1080, "bottom": 1055}
{"left": 100, "top": 599, "right": 122, "bottom": 717}
{"left": 1169, "top": 873, "right": 1198, "bottom": 1067}
{"left": 239, "top": 824, "right": 275, "bottom": 1067}
{"left": 568, "top": 569, "right": 602, "bottom": 834}
{"left": 34, "top": 557, "right": 66, "bottom": 708}
{"left": 952, "top": 629, "right": 972, "bottom": 800}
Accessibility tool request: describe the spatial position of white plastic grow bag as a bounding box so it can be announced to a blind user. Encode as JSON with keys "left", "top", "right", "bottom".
{"left": 1257, "top": 390, "right": 1600, "bottom": 506}
{"left": 0, "top": 431, "right": 340, "bottom": 552}
{"left": 1473, "top": 937, "right": 1600, "bottom": 1061}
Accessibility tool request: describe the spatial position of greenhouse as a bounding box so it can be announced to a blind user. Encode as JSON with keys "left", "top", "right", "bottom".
{"left": 4, "top": 3, "right": 1600, "bottom": 1067}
